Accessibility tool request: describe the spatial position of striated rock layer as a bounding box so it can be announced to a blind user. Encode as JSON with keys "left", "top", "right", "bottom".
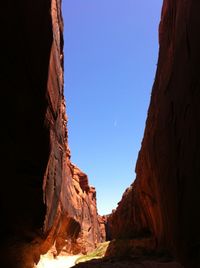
{"left": 0, "top": 1, "right": 103, "bottom": 268}
{"left": 108, "top": 1, "right": 200, "bottom": 267}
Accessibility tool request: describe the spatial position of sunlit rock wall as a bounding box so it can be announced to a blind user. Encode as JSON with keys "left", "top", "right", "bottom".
{"left": 55, "top": 162, "right": 104, "bottom": 255}
{"left": 108, "top": 1, "right": 200, "bottom": 267}
{"left": 0, "top": 1, "right": 103, "bottom": 267}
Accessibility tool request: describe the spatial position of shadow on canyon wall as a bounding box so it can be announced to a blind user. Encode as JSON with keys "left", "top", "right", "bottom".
{"left": 1, "top": 1, "right": 200, "bottom": 268}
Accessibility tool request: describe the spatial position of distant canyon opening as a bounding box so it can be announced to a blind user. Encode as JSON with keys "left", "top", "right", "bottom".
{"left": 62, "top": 0, "right": 163, "bottom": 216}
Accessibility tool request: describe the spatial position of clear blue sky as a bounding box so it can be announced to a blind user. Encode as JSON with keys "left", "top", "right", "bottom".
{"left": 62, "top": 1, "right": 163, "bottom": 215}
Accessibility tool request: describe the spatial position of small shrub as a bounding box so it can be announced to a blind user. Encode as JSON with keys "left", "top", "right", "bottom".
{"left": 75, "top": 242, "right": 110, "bottom": 264}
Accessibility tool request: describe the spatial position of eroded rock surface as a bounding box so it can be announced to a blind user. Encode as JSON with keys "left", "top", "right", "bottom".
{"left": 2, "top": 0, "right": 200, "bottom": 267}
{"left": 108, "top": 1, "right": 200, "bottom": 268}
{"left": 55, "top": 163, "right": 104, "bottom": 255}
{"left": 0, "top": 1, "right": 103, "bottom": 267}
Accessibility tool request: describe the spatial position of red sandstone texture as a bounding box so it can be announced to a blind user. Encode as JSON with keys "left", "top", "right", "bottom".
{"left": 107, "top": 1, "right": 200, "bottom": 268}
{"left": 0, "top": 1, "right": 104, "bottom": 267}
{"left": 2, "top": 0, "right": 200, "bottom": 267}
{"left": 54, "top": 162, "right": 104, "bottom": 255}
{"left": 33, "top": 0, "right": 104, "bottom": 260}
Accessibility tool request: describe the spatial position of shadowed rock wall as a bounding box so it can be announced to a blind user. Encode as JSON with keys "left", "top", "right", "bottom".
{"left": 0, "top": 1, "right": 103, "bottom": 267}
{"left": 108, "top": 1, "right": 200, "bottom": 267}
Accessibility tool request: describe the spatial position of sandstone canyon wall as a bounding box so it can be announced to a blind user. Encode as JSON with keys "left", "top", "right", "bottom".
{"left": 1, "top": 1, "right": 103, "bottom": 268}
{"left": 108, "top": 1, "right": 200, "bottom": 267}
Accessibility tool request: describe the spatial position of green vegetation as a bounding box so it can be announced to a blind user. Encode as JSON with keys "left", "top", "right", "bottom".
{"left": 75, "top": 241, "right": 110, "bottom": 264}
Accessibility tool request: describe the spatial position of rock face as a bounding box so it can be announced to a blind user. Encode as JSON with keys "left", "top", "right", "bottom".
{"left": 0, "top": 1, "right": 103, "bottom": 267}
{"left": 55, "top": 162, "right": 104, "bottom": 255}
{"left": 108, "top": 1, "right": 200, "bottom": 268}
{"left": 2, "top": 0, "right": 200, "bottom": 267}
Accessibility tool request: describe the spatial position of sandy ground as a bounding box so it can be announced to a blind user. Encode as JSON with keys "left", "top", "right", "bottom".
{"left": 35, "top": 254, "right": 81, "bottom": 268}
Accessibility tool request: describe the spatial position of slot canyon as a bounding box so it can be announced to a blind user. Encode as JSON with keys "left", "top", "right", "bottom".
{"left": 1, "top": 0, "right": 200, "bottom": 268}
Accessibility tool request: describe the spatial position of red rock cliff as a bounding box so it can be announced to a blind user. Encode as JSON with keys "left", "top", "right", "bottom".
{"left": 0, "top": 1, "right": 103, "bottom": 267}
{"left": 108, "top": 1, "right": 200, "bottom": 267}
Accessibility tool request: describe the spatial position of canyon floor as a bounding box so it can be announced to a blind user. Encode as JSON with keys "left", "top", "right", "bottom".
{"left": 35, "top": 241, "right": 184, "bottom": 268}
{"left": 36, "top": 255, "right": 183, "bottom": 268}
{"left": 72, "top": 256, "right": 183, "bottom": 268}
{"left": 35, "top": 254, "right": 81, "bottom": 268}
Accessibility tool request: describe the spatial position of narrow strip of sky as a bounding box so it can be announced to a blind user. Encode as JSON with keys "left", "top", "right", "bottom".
{"left": 62, "top": 1, "right": 163, "bottom": 215}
